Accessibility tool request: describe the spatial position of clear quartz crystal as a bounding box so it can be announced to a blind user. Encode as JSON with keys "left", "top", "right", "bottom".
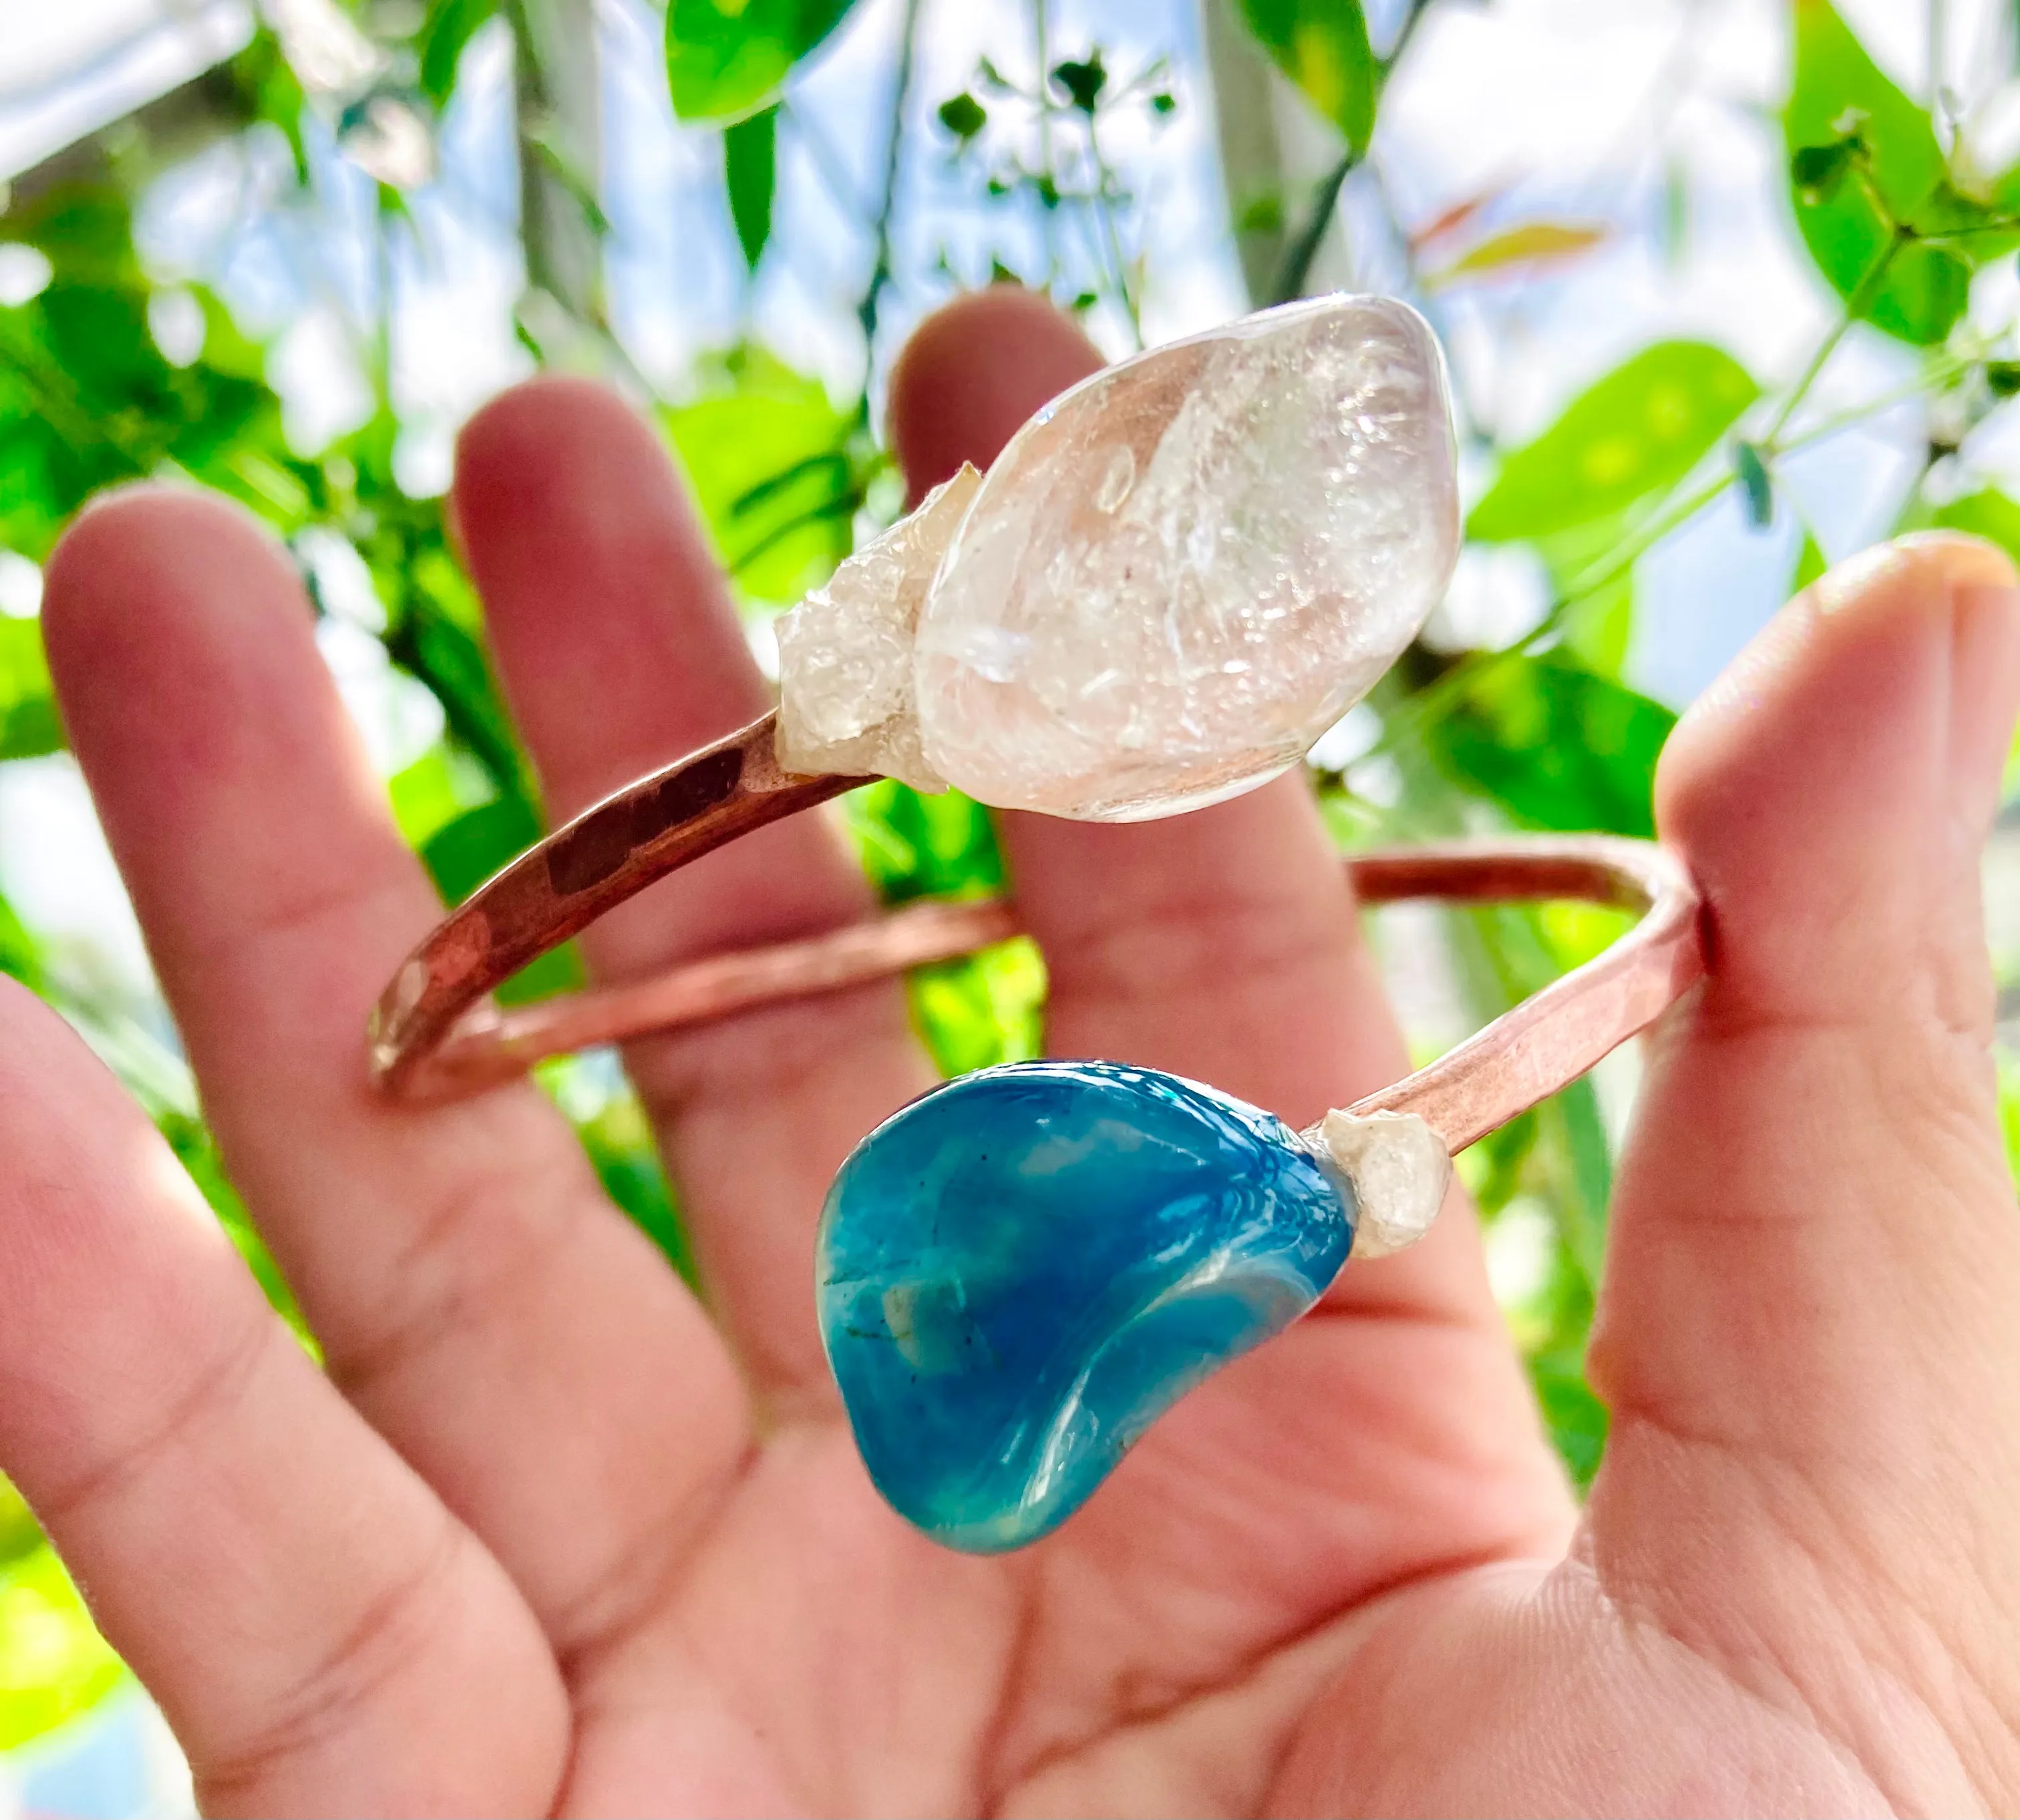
{"left": 774, "top": 465, "right": 981, "bottom": 791}
{"left": 912, "top": 295, "right": 1460, "bottom": 821}
{"left": 1311, "top": 1108, "right": 1452, "bottom": 1259}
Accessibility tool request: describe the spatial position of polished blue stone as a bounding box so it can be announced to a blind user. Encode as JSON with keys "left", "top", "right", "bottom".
{"left": 816, "top": 1059, "right": 1356, "bottom": 1553}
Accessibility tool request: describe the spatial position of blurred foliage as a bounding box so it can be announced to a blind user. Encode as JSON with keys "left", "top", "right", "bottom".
{"left": 0, "top": 1539, "right": 124, "bottom": 1754}
{"left": 5, "top": 0, "right": 2020, "bottom": 1761}
{"left": 1427, "top": 657, "right": 1675, "bottom": 840}
{"left": 666, "top": 0, "right": 861, "bottom": 123}
{"left": 844, "top": 781, "right": 1045, "bottom": 1073}
{"left": 931, "top": 39, "right": 1179, "bottom": 335}
{"left": 1466, "top": 343, "right": 1759, "bottom": 542}
{"left": 1420, "top": 218, "right": 1609, "bottom": 288}
{"left": 664, "top": 347, "right": 875, "bottom": 601}
{"left": 1784, "top": 0, "right": 2002, "bottom": 345}
{"left": 724, "top": 106, "right": 781, "bottom": 268}
{"left": 1238, "top": 0, "right": 1377, "bottom": 154}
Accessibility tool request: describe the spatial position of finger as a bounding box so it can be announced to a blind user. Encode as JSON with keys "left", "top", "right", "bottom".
{"left": 0, "top": 981, "right": 566, "bottom": 1815}
{"left": 886, "top": 294, "right": 1570, "bottom": 1751}
{"left": 451, "top": 377, "right": 936, "bottom": 1405}
{"left": 1591, "top": 536, "right": 2020, "bottom": 1672}
{"left": 41, "top": 491, "right": 750, "bottom": 1659}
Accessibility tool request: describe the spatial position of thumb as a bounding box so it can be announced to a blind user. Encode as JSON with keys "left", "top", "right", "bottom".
{"left": 1586, "top": 534, "right": 2020, "bottom": 1778}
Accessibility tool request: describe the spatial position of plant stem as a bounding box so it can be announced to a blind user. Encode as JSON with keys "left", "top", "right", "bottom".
{"left": 1267, "top": 0, "right": 1433, "bottom": 308}
{"left": 858, "top": 0, "right": 925, "bottom": 354}
{"left": 1269, "top": 150, "right": 1357, "bottom": 304}
{"left": 1033, "top": 0, "right": 1057, "bottom": 283}
{"left": 506, "top": 0, "right": 601, "bottom": 325}
{"left": 1772, "top": 351, "right": 1973, "bottom": 458}
{"left": 1759, "top": 227, "right": 1906, "bottom": 445}
{"left": 1085, "top": 114, "right": 1141, "bottom": 343}
{"left": 1381, "top": 0, "right": 1437, "bottom": 71}
{"left": 1556, "top": 469, "right": 1735, "bottom": 610}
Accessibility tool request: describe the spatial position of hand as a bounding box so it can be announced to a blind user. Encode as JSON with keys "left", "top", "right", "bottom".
{"left": 6, "top": 289, "right": 2019, "bottom": 1818}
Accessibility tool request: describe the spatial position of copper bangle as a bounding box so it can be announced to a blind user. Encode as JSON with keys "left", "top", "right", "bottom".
{"left": 367, "top": 709, "right": 1703, "bottom": 1151}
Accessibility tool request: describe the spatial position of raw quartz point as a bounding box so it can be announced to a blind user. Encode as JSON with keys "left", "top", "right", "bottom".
{"left": 773, "top": 464, "right": 981, "bottom": 792}
{"left": 1311, "top": 1107, "right": 1451, "bottom": 1259}
{"left": 914, "top": 295, "right": 1460, "bottom": 821}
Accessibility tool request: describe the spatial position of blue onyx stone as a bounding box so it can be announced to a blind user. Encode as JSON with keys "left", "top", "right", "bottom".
{"left": 816, "top": 1059, "right": 1356, "bottom": 1553}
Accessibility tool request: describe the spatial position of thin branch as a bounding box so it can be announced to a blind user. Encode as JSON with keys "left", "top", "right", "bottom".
{"left": 1033, "top": 0, "right": 1058, "bottom": 283}
{"left": 1084, "top": 114, "right": 1142, "bottom": 343}
{"left": 1772, "top": 352, "right": 1973, "bottom": 458}
{"left": 1381, "top": 0, "right": 1437, "bottom": 71}
{"left": 1266, "top": 0, "right": 1432, "bottom": 307}
{"left": 1269, "top": 150, "right": 1357, "bottom": 305}
{"left": 858, "top": 0, "right": 926, "bottom": 353}
{"left": 1759, "top": 227, "right": 1906, "bottom": 445}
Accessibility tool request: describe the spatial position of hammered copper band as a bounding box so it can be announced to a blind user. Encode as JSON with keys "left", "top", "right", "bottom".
{"left": 367, "top": 708, "right": 1703, "bottom": 1151}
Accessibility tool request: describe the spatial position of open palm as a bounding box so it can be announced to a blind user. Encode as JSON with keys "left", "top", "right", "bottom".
{"left": 6, "top": 290, "right": 2020, "bottom": 1817}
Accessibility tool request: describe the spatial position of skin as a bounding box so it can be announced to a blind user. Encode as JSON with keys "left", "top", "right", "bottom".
{"left": 3, "top": 288, "right": 2020, "bottom": 1817}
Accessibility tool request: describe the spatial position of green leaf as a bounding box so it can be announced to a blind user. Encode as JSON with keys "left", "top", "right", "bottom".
{"left": 2003, "top": 1056, "right": 2020, "bottom": 1194}
{"left": 1238, "top": 0, "right": 1377, "bottom": 152}
{"left": 571, "top": 1083, "right": 697, "bottom": 1286}
{"left": 908, "top": 939, "right": 1047, "bottom": 1076}
{"left": 1542, "top": 516, "right": 1638, "bottom": 676}
{"left": 1930, "top": 487, "right": 2020, "bottom": 564}
{"left": 1784, "top": 0, "right": 1979, "bottom": 345}
{"left": 1422, "top": 220, "right": 1609, "bottom": 287}
{"left": 1528, "top": 1310, "right": 1609, "bottom": 1489}
{"left": 423, "top": 796, "right": 541, "bottom": 904}
{"left": 937, "top": 92, "right": 987, "bottom": 139}
{"left": 1790, "top": 134, "right": 1860, "bottom": 202}
{"left": 724, "top": 104, "right": 778, "bottom": 268}
{"left": 846, "top": 779, "right": 1004, "bottom": 903}
{"left": 843, "top": 785, "right": 1039, "bottom": 1077}
{"left": 1793, "top": 528, "right": 1829, "bottom": 591}
{"left": 0, "top": 618, "right": 60, "bottom": 759}
{"left": 389, "top": 747, "right": 472, "bottom": 850}
{"left": 417, "top": 0, "right": 498, "bottom": 106}
{"left": 666, "top": 0, "right": 860, "bottom": 122}
{"left": 663, "top": 348, "right": 861, "bottom": 602}
{"left": 0, "top": 888, "right": 44, "bottom": 993}
{"left": 158, "top": 1105, "right": 305, "bottom": 1333}
{"left": 1236, "top": 191, "right": 1285, "bottom": 234}
{"left": 381, "top": 591, "right": 534, "bottom": 807}
{"left": 1468, "top": 341, "right": 1759, "bottom": 542}
{"left": 1049, "top": 53, "right": 1108, "bottom": 115}
{"left": 1425, "top": 655, "right": 1676, "bottom": 838}
{"left": 0, "top": 1479, "right": 38, "bottom": 1570}
{"left": 1733, "top": 438, "right": 1774, "bottom": 527}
